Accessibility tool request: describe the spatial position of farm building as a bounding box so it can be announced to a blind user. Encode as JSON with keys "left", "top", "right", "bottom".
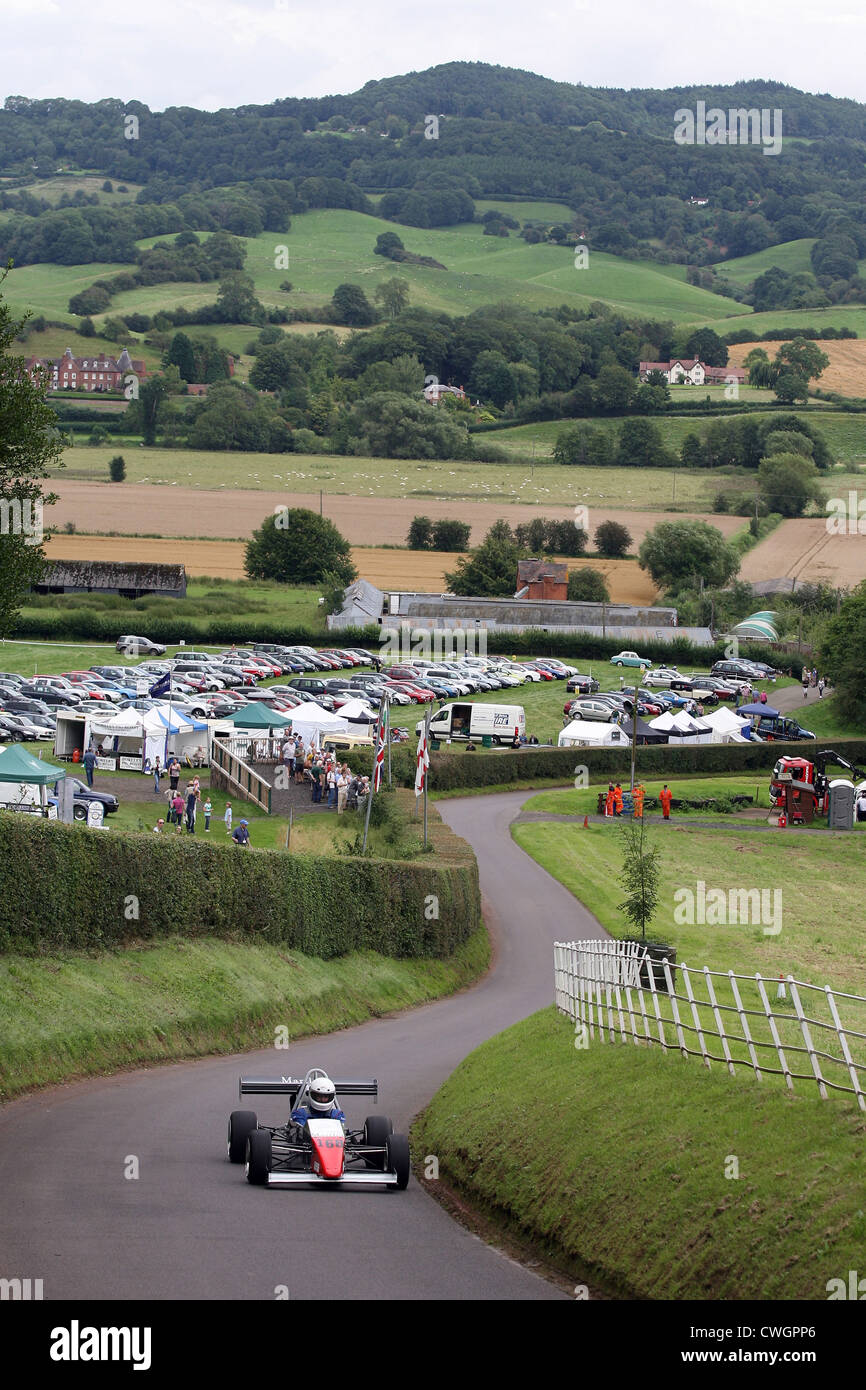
{"left": 638, "top": 358, "right": 746, "bottom": 385}
{"left": 33, "top": 560, "right": 187, "bottom": 599}
{"left": 515, "top": 559, "right": 568, "bottom": 601}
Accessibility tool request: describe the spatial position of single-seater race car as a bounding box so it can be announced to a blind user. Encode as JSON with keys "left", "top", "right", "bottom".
{"left": 227, "top": 1067, "right": 410, "bottom": 1189}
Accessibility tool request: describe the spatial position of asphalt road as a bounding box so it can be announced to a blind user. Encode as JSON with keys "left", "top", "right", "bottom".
{"left": 0, "top": 790, "right": 605, "bottom": 1302}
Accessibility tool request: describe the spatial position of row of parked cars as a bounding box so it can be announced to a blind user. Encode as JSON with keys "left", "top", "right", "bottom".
{"left": 564, "top": 660, "right": 779, "bottom": 725}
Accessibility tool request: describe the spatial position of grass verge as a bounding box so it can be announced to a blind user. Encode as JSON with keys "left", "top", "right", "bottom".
{"left": 0, "top": 927, "right": 489, "bottom": 1103}
{"left": 413, "top": 1007, "right": 866, "bottom": 1301}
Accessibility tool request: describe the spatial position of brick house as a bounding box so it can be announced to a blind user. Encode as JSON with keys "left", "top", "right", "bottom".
{"left": 515, "top": 559, "right": 568, "bottom": 601}
{"left": 27, "top": 347, "right": 147, "bottom": 392}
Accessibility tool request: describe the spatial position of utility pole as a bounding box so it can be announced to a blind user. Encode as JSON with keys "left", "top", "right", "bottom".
{"left": 319, "top": 489, "right": 323, "bottom": 516}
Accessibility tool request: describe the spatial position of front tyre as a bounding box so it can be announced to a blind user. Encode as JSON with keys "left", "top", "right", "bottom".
{"left": 245, "top": 1129, "right": 272, "bottom": 1186}
{"left": 386, "top": 1133, "right": 410, "bottom": 1191}
{"left": 227, "top": 1110, "right": 258, "bottom": 1163}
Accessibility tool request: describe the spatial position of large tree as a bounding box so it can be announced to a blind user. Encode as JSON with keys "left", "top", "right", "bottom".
{"left": 373, "top": 277, "right": 410, "bottom": 319}
{"left": 245, "top": 507, "right": 356, "bottom": 586}
{"left": 758, "top": 454, "right": 825, "bottom": 518}
{"left": 820, "top": 584, "right": 866, "bottom": 722}
{"left": 638, "top": 520, "right": 739, "bottom": 591}
{"left": 0, "top": 270, "right": 62, "bottom": 637}
{"left": 445, "top": 520, "right": 522, "bottom": 597}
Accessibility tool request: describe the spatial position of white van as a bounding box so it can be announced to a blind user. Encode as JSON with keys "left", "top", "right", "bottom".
{"left": 417, "top": 703, "right": 525, "bottom": 745}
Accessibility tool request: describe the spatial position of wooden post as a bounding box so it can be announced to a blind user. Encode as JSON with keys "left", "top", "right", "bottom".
{"left": 286, "top": 806, "right": 293, "bottom": 851}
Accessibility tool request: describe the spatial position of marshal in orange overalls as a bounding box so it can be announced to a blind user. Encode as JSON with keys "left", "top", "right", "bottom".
{"left": 613, "top": 784, "right": 623, "bottom": 817}
{"left": 659, "top": 786, "right": 673, "bottom": 820}
{"left": 605, "top": 784, "right": 615, "bottom": 817}
{"left": 632, "top": 784, "right": 645, "bottom": 818}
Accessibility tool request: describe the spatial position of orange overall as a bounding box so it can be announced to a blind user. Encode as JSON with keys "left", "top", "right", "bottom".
{"left": 632, "top": 785, "right": 645, "bottom": 818}
{"left": 605, "top": 786, "right": 615, "bottom": 817}
{"left": 659, "top": 787, "right": 672, "bottom": 819}
{"left": 614, "top": 785, "right": 623, "bottom": 817}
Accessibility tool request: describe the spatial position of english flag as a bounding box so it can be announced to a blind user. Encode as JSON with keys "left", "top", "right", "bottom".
{"left": 373, "top": 707, "right": 387, "bottom": 792}
{"left": 415, "top": 722, "right": 429, "bottom": 801}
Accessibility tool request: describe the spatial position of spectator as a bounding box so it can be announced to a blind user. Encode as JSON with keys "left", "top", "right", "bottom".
{"left": 168, "top": 756, "right": 181, "bottom": 792}
{"left": 83, "top": 746, "right": 96, "bottom": 789}
{"left": 347, "top": 774, "right": 360, "bottom": 810}
{"left": 192, "top": 775, "right": 201, "bottom": 802}
{"left": 232, "top": 818, "right": 251, "bottom": 847}
{"left": 154, "top": 818, "right": 164, "bottom": 833}
{"left": 153, "top": 756, "right": 161, "bottom": 794}
{"left": 172, "top": 790, "right": 184, "bottom": 833}
{"left": 818, "top": 677, "right": 825, "bottom": 699}
{"left": 310, "top": 756, "right": 323, "bottom": 803}
{"left": 282, "top": 738, "right": 295, "bottom": 781}
{"left": 326, "top": 763, "right": 338, "bottom": 808}
{"left": 186, "top": 785, "right": 197, "bottom": 834}
{"left": 759, "top": 690, "right": 767, "bottom": 705}
{"left": 203, "top": 796, "right": 212, "bottom": 831}
{"left": 337, "top": 764, "right": 349, "bottom": 815}
{"left": 802, "top": 671, "right": 810, "bottom": 700}
{"left": 224, "top": 801, "right": 233, "bottom": 835}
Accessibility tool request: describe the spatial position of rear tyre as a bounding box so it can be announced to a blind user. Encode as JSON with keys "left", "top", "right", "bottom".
{"left": 227, "top": 1110, "right": 258, "bottom": 1163}
{"left": 73, "top": 805, "right": 87, "bottom": 820}
{"left": 245, "top": 1129, "right": 272, "bottom": 1186}
{"left": 386, "top": 1133, "right": 410, "bottom": 1191}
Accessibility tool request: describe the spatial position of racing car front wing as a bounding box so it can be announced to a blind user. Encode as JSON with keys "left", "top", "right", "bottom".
{"left": 265, "top": 1171, "right": 401, "bottom": 1186}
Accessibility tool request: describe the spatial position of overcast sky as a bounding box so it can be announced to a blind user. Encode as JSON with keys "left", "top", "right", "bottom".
{"left": 4, "top": 0, "right": 865, "bottom": 112}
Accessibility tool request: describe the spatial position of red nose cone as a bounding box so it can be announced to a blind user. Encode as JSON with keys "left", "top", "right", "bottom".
{"left": 310, "top": 1127, "right": 345, "bottom": 1179}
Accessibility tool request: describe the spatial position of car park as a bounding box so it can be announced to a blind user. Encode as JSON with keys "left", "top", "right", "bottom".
{"left": 566, "top": 672, "right": 600, "bottom": 694}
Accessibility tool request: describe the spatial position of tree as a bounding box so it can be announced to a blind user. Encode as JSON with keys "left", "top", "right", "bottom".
{"left": 758, "top": 454, "right": 825, "bottom": 518}
{"left": 553, "top": 422, "right": 615, "bottom": 467}
{"left": 568, "top": 568, "right": 610, "bottom": 602}
{"left": 0, "top": 271, "right": 62, "bottom": 637}
{"left": 445, "top": 521, "right": 522, "bottom": 597}
{"left": 431, "top": 519, "right": 471, "bottom": 551}
{"left": 138, "top": 374, "right": 171, "bottom": 445}
{"left": 373, "top": 278, "right": 410, "bottom": 319}
{"left": 69, "top": 285, "right": 111, "bottom": 316}
{"left": 638, "top": 520, "right": 739, "bottom": 590}
{"left": 331, "top": 283, "right": 376, "bottom": 326}
{"left": 165, "top": 332, "right": 197, "bottom": 383}
{"left": 216, "top": 272, "right": 264, "bottom": 324}
{"left": 773, "top": 371, "right": 809, "bottom": 404}
{"left": 244, "top": 508, "right": 356, "bottom": 586}
{"left": 684, "top": 327, "right": 728, "bottom": 367}
{"left": 617, "top": 818, "right": 661, "bottom": 943}
{"left": 617, "top": 416, "right": 673, "bottom": 468}
{"left": 593, "top": 364, "right": 635, "bottom": 412}
{"left": 109, "top": 455, "right": 126, "bottom": 482}
{"left": 820, "top": 583, "right": 866, "bottom": 722}
{"left": 407, "top": 515, "right": 433, "bottom": 549}
{"left": 374, "top": 231, "right": 405, "bottom": 259}
{"left": 79, "top": 317, "right": 96, "bottom": 338}
{"left": 774, "top": 338, "right": 830, "bottom": 383}
{"left": 594, "top": 520, "right": 632, "bottom": 557}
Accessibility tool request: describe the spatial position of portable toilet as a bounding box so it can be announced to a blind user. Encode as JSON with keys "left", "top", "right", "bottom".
{"left": 828, "top": 778, "right": 855, "bottom": 829}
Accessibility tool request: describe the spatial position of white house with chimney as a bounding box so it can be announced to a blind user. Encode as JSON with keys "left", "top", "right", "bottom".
{"left": 638, "top": 358, "right": 746, "bottom": 385}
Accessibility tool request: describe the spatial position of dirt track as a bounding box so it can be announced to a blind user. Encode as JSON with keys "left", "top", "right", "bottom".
{"left": 45, "top": 480, "right": 744, "bottom": 548}
{"left": 739, "top": 518, "right": 866, "bottom": 589}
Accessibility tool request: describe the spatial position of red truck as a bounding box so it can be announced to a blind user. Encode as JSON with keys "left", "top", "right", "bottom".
{"left": 769, "top": 751, "right": 864, "bottom": 819}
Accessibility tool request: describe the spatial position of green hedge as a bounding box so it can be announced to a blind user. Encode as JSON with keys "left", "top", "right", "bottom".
{"left": 424, "top": 739, "right": 866, "bottom": 792}
{"left": 0, "top": 815, "right": 480, "bottom": 958}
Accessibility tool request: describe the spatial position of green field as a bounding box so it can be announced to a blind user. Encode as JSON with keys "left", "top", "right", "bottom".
{"left": 9, "top": 206, "right": 743, "bottom": 329}
{"left": 50, "top": 441, "right": 803, "bottom": 512}
{"left": 0, "top": 927, "right": 489, "bottom": 1101}
{"left": 711, "top": 238, "right": 817, "bottom": 285}
{"left": 414, "top": 1007, "right": 866, "bottom": 1300}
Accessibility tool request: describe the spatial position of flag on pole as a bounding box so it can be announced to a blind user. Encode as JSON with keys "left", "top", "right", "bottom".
{"left": 415, "top": 719, "right": 429, "bottom": 801}
{"left": 149, "top": 672, "right": 171, "bottom": 698}
{"left": 373, "top": 703, "right": 387, "bottom": 792}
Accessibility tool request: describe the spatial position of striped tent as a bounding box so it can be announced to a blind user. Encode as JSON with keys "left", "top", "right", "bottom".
{"left": 729, "top": 610, "right": 778, "bottom": 642}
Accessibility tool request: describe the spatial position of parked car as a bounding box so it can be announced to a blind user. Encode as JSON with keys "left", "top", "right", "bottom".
{"left": 609, "top": 651, "right": 651, "bottom": 669}
{"left": 564, "top": 698, "right": 622, "bottom": 723}
{"left": 50, "top": 778, "right": 119, "bottom": 820}
{"left": 116, "top": 635, "right": 166, "bottom": 656}
{"left": 566, "top": 673, "right": 600, "bottom": 694}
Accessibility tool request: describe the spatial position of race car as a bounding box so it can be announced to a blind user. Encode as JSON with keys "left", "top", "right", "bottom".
{"left": 227, "top": 1067, "right": 410, "bottom": 1189}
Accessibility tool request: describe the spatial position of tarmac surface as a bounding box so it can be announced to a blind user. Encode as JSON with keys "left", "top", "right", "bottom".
{"left": 0, "top": 790, "right": 605, "bottom": 1301}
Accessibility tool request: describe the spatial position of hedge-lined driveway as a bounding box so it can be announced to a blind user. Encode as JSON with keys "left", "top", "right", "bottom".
{"left": 0, "top": 791, "right": 603, "bottom": 1300}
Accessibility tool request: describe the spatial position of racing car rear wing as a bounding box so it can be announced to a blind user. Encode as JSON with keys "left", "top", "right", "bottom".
{"left": 239, "top": 1077, "right": 378, "bottom": 1099}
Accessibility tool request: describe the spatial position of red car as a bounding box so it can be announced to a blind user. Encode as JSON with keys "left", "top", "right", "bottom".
{"left": 383, "top": 681, "right": 435, "bottom": 704}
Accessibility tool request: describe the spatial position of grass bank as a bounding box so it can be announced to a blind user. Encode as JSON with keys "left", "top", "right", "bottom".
{"left": 413, "top": 1007, "right": 866, "bottom": 1300}
{"left": 0, "top": 927, "right": 489, "bottom": 1103}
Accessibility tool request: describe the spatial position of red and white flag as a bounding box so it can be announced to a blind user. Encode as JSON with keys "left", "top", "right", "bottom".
{"left": 373, "top": 706, "right": 387, "bottom": 792}
{"left": 415, "top": 721, "right": 430, "bottom": 801}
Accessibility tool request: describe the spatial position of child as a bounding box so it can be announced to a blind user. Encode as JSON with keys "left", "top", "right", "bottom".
{"left": 203, "top": 796, "right": 212, "bottom": 831}
{"left": 224, "top": 801, "right": 233, "bottom": 835}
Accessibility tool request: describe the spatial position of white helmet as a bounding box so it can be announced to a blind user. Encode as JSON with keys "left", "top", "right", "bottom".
{"left": 308, "top": 1076, "right": 337, "bottom": 1114}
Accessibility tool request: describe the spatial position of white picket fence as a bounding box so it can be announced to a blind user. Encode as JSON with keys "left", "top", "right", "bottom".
{"left": 554, "top": 940, "right": 866, "bottom": 1111}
